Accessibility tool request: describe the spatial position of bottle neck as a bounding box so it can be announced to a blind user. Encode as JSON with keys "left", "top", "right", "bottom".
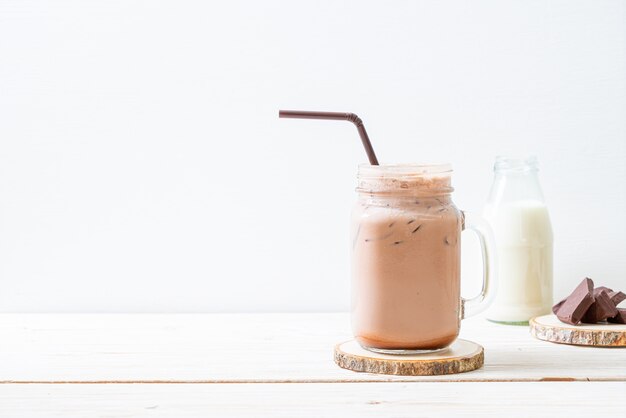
{"left": 488, "top": 168, "right": 545, "bottom": 204}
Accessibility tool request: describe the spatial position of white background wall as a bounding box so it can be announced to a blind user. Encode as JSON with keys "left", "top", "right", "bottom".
{"left": 0, "top": 0, "right": 624, "bottom": 312}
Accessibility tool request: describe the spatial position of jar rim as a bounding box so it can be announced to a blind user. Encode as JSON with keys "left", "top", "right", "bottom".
{"left": 358, "top": 163, "right": 453, "bottom": 178}
{"left": 357, "top": 163, "right": 453, "bottom": 196}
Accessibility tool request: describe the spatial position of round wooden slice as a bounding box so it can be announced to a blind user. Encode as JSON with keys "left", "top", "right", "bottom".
{"left": 530, "top": 314, "right": 626, "bottom": 347}
{"left": 334, "top": 339, "right": 484, "bottom": 376}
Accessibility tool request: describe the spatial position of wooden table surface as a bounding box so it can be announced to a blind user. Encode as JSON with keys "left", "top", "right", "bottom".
{"left": 0, "top": 313, "right": 624, "bottom": 416}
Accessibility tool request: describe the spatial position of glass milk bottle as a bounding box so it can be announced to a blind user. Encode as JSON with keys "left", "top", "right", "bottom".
{"left": 483, "top": 156, "right": 553, "bottom": 324}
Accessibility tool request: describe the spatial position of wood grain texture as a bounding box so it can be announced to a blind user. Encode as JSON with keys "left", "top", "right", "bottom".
{"left": 0, "top": 313, "right": 625, "bottom": 382}
{"left": 530, "top": 314, "right": 626, "bottom": 346}
{"left": 334, "top": 339, "right": 483, "bottom": 375}
{"left": 1, "top": 382, "right": 625, "bottom": 418}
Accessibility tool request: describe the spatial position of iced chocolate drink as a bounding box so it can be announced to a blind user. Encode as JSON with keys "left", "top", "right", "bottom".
{"left": 351, "top": 164, "right": 496, "bottom": 353}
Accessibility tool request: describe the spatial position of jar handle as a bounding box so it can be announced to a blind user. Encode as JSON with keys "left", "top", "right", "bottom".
{"left": 461, "top": 211, "right": 498, "bottom": 319}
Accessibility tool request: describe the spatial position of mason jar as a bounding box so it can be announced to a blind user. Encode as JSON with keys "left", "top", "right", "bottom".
{"left": 351, "top": 164, "right": 496, "bottom": 353}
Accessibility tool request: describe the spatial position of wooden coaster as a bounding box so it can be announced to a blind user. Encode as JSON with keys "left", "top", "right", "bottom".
{"left": 334, "top": 339, "right": 484, "bottom": 376}
{"left": 530, "top": 314, "right": 626, "bottom": 347}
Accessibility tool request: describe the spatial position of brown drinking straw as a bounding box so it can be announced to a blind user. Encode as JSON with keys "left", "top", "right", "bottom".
{"left": 278, "top": 110, "right": 379, "bottom": 165}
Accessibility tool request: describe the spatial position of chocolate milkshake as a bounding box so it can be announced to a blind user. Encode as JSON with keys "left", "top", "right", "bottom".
{"left": 351, "top": 165, "right": 463, "bottom": 352}
{"left": 278, "top": 111, "right": 496, "bottom": 354}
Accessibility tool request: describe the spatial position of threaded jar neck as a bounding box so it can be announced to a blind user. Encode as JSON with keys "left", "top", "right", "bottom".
{"left": 357, "top": 164, "right": 453, "bottom": 197}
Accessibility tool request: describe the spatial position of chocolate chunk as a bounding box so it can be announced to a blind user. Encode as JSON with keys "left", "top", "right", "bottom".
{"left": 555, "top": 278, "right": 595, "bottom": 325}
{"left": 608, "top": 290, "right": 626, "bottom": 307}
{"left": 552, "top": 299, "right": 565, "bottom": 315}
{"left": 608, "top": 309, "right": 626, "bottom": 324}
{"left": 552, "top": 285, "right": 605, "bottom": 315}
{"left": 581, "top": 289, "right": 619, "bottom": 323}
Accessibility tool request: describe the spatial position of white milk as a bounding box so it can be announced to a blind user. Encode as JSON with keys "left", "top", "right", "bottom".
{"left": 484, "top": 200, "right": 553, "bottom": 322}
